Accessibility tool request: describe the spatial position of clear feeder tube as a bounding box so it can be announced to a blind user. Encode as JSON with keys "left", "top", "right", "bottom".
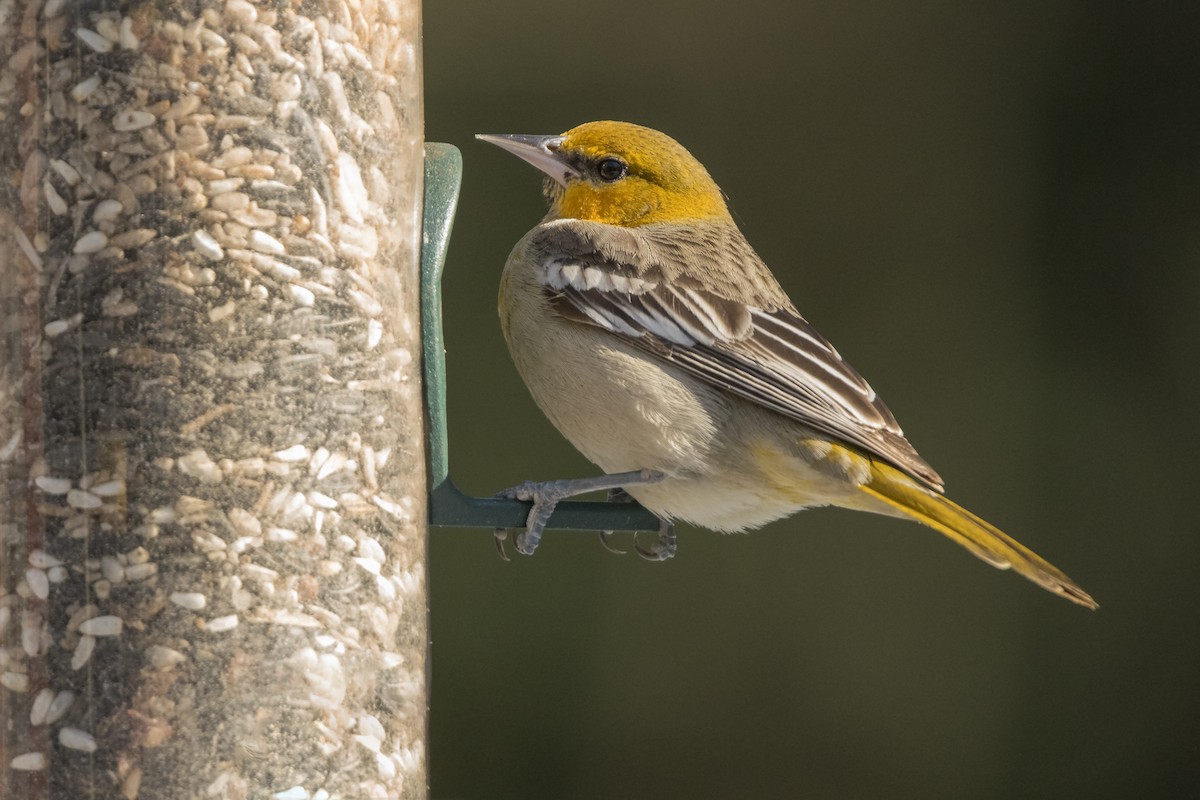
{"left": 0, "top": 0, "right": 427, "bottom": 796}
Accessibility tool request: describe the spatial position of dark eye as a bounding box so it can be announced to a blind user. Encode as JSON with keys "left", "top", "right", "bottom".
{"left": 596, "top": 157, "right": 628, "bottom": 182}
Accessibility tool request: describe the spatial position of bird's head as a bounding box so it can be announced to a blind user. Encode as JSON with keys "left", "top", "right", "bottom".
{"left": 478, "top": 121, "right": 731, "bottom": 227}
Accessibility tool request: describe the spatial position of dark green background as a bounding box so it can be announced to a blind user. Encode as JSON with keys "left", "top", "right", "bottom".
{"left": 424, "top": 2, "right": 1199, "bottom": 798}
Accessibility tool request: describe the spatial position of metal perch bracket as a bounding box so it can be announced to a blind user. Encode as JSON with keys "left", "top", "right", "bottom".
{"left": 420, "top": 143, "right": 661, "bottom": 534}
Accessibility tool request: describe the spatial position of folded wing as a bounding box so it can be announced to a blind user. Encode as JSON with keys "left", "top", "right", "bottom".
{"left": 532, "top": 222, "right": 944, "bottom": 489}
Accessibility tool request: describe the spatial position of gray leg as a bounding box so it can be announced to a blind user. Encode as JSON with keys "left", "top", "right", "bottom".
{"left": 496, "top": 469, "right": 665, "bottom": 556}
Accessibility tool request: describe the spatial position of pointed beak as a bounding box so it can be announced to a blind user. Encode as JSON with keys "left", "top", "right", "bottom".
{"left": 476, "top": 133, "right": 581, "bottom": 187}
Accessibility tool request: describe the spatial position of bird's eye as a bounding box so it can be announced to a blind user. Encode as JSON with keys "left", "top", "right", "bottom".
{"left": 596, "top": 157, "right": 628, "bottom": 182}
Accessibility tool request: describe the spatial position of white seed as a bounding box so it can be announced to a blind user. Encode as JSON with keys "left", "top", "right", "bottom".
{"left": 289, "top": 284, "right": 315, "bottom": 306}
{"left": 30, "top": 689, "right": 54, "bottom": 725}
{"left": 13, "top": 228, "right": 42, "bottom": 272}
{"left": 212, "top": 192, "right": 251, "bottom": 213}
{"left": 101, "top": 555, "right": 125, "bottom": 583}
{"left": 266, "top": 527, "right": 298, "bottom": 542}
{"left": 146, "top": 645, "right": 187, "bottom": 670}
{"left": 66, "top": 488, "right": 102, "bottom": 509}
{"left": 73, "top": 231, "right": 108, "bottom": 254}
{"left": 354, "top": 734, "right": 382, "bottom": 753}
{"left": 274, "top": 444, "right": 310, "bottom": 462}
{"left": 43, "top": 181, "right": 68, "bottom": 215}
{"left": 1, "top": 672, "right": 30, "bottom": 692}
{"left": 273, "top": 788, "right": 310, "bottom": 800}
{"left": 358, "top": 536, "right": 386, "bottom": 563}
{"left": 353, "top": 557, "right": 381, "bottom": 576}
{"left": 125, "top": 546, "right": 150, "bottom": 565}
{"left": 192, "top": 229, "right": 224, "bottom": 261}
{"left": 372, "top": 493, "right": 407, "bottom": 519}
{"left": 367, "top": 319, "right": 383, "bottom": 349}
{"left": 59, "top": 727, "right": 97, "bottom": 752}
{"left": 178, "top": 448, "right": 222, "bottom": 483}
{"left": 358, "top": 714, "right": 386, "bottom": 742}
{"left": 125, "top": 562, "right": 157, "bottom": 582}
{"left": 241, "top": 563, "right": 279, "bottom": 582}
{"left": 206, "top": 177, "right": 244, "bottom": 196}
{"left": 78, "top": 615, "right": 123, "bottom": 636}
{"left": 92, "top": 199, "right": 124, "bottom": 223}
{"left": 47, "top": 567, "right": 67, "bottom": 583}
{"left": 0, "top": 431, "right": 21, "bottom": 461}
{"left": 43, "top": 319, "right": 72, "bottom": 337}
{"left": 375, "top": 575, "right": 396, "bottom": 602}
{"left": 213, "top": 146, "right": 253, "bottom": 169}
{"left": 25, "top": 569, "right": 49, "bottom": 600}
{"left": 29, "top": 548, "right": 63, "bottom": 568}
{"left": 209, "top": 300, "right": 237, "bottom": 322}
{"left": 22, "top": 611, "right": 42, "bottom": 656}
{"left": 334, "top": 152, "right": 367, "bottom": 223}
{"left": 45, "top": 690, "right": 75, "bottom": 724}
{"left": 163, "top": 95, "right": 201, "bottom": 120}
{"left": 109, "top": 229, "right": 156, "bottom": 249}
{"left": 148, "top": 506, "right": 176, "bottom": 524}
{"left": 10, "top": 752, "right": 46, "bottom": 771}
{"left": 202, "top": 614, "right": 239, "bottom": 633}
{"left": 70, "top": 74, "right": 102, "bottom": 103}
{"left": 266, "top": 610, "right": 319, "bottom": 627}
{"left": 94, "top": 17, "right": 120, "bottom": 42}
{"left": 119, "top": 16, "right": 139, "bottom": 49}
{"left": 248, "top": 230, "right": 285, "bottom": 255}
{"left": 112, "top": 110, "right": 156, "bottom": 132}
{"left": 75, "top": 28, "right": 113, "bottom": 53}
{"left": 170, "top": 592, "right": 206, "bottom": 610}
{"left": 91, "top": 479, "right": 125, "bottom": 496}
{"left": 228, "top": 507, "right": 262, "bottom": 537}
{"left": 225, "top": 0, "right": 257, "bottom": 24}
{"left": 71, "top": 635, "right": 96, "bottom": 670}
{"left": 93, "top": 579, "right": 112, "bottom": 600}
{"left": 50, "top": 158, "right": 81, "bottom": 186}
{"left": 307, "top": 491, "right": 337, "bottom": 509}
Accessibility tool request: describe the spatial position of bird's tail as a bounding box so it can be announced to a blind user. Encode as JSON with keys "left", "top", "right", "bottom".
{"left": 860, "top": 461, "right": 1097, "bottom": 609}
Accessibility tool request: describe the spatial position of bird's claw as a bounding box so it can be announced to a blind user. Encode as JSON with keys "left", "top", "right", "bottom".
{"left": 598, "top": 530, "right": 627, "bottom": 555}
{"left": 493, "top": 528, "right": 511, "bottom": 561}
{"left": 634, "top": 520, "right": 677, "bottom": 562}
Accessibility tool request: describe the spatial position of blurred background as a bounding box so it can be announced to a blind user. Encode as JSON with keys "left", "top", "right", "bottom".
{"left": 423, "top": 2, "right": 1199, "bottom": 798}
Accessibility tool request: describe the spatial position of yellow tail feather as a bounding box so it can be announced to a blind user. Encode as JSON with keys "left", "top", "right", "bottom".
{"left": 861, "top": 462, "right": 1097, "bottom": 609}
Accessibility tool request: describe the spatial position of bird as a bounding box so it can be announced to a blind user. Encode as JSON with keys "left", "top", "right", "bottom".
{"left": 476, "top": 120, "right": 1096, "bottom": 609}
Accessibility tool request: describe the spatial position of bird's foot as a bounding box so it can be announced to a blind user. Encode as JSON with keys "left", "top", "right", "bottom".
{"left": 495, "top": 470, "right": 665, "bottom": 557}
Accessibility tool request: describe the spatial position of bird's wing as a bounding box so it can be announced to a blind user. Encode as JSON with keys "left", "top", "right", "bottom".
{"left": 530, "top": 222, "right": 944, "bottom": 489}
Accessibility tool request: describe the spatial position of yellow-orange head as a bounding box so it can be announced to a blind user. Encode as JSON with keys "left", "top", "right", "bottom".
{"left": 478, "top": 121, "right": 731, "bottom": 227}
